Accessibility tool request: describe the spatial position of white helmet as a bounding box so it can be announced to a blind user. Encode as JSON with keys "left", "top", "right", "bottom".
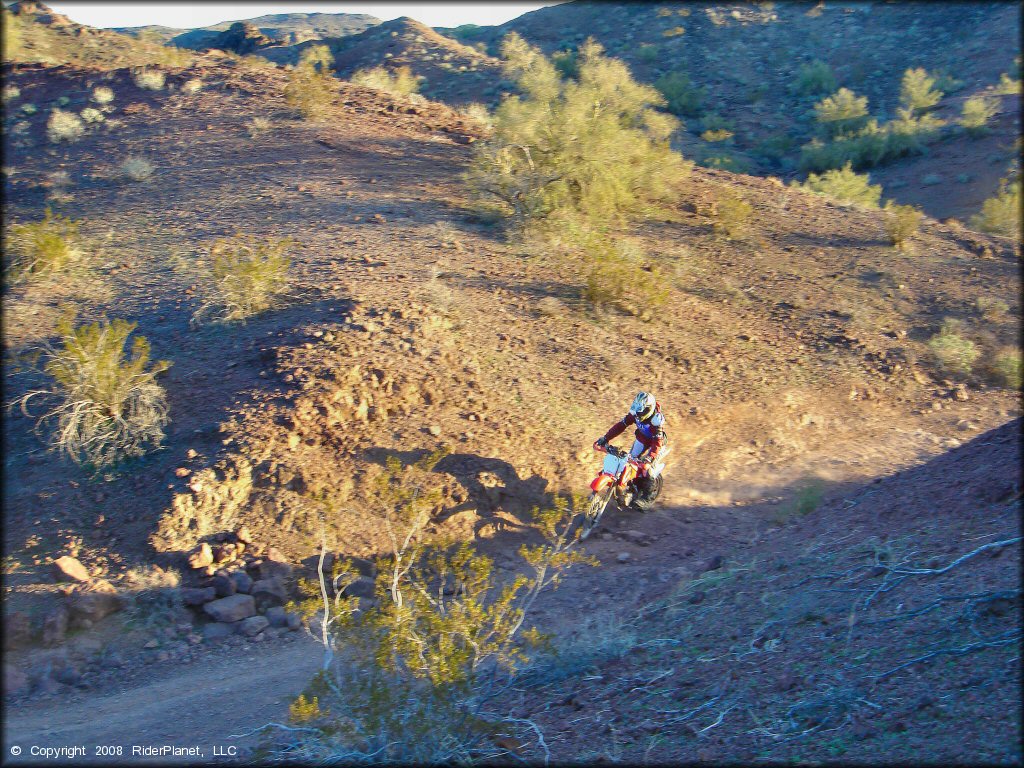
{"left": 630, "top": 391, "right": 656, "bottom": 422}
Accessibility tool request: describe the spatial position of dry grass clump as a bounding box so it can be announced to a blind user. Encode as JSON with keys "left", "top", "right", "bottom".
{"left": 884, "top": 200, "right": 923, "bottom": 251}
{"left": 3, "top": 84, "right": 20, "bottom": 102}
{"left": 46, "top": 108, "right": 85, "bottom": 143}
{"left": 181, "top": 78, "right": 203, "bottom": 94}
{"left": 927, "top": 318, "right": 979, "bottom": 377}
{"left": 350, "top": 64, "right": 422, "bottom": 97}
{"left": 91, "top": 85, "right": 115, "bottom": 104}
{"left": 5, "top": 208, "right": 83, "bottom": 281}
{"left": 537, "top": 296, "right": 567, "bottom": 317}
{"left": 457, "top": 102, "right": 493, "bottom": 132}
{"left": 79, "top": 107, "right": 104, "bottom": 124}
{"left": 133, "top": 67, "right": 165, "bottom": 90}
{"left": 119, "top": 155, "right": 154, "bottom": 181}
{"left": 246, "top": 116, "right": 273, "bottom": 137}
{"left": 15, "top": 316, "right": 171, "bottom": 469}
{"left": 192, "top": 234, "right": 293, "bottom": 325}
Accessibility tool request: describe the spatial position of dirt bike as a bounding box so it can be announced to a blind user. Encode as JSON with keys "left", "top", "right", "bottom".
{"left": 580, "top": 443, "right": 670, "bottom": 539}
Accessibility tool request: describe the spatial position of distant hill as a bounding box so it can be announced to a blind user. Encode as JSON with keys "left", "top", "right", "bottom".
{"left": 115, "top": 11, "right": 381, "bottom": 49}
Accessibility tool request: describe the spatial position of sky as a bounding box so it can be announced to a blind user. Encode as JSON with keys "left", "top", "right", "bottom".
{"left": 45, "top": 2, "right": 559, "bottom": 30}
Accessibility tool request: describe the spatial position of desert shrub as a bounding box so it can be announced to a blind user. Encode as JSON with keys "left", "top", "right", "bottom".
{"left": 663, "top": 25, "right": 685, "bottom": 37}
{"left": 350, "top": 64, "right": 422, "bottom": 97}
{"left": 975, "top": 296, "right": 1009, "bottom": 322}
{"left": 3, "top": 84, "right": 20, "bottom": 102}
{"left": 959, "top": 95, "right": 998, "bottom": 135}
{"left": 636, "top": 43, "right": 659, "bottom": 65}
{"left": 989, "top": 347, "right": 1022, "bottom": 389}
{"left": 457, "top": 102, "right": 493, "bottom": 132}
{"left": 5, "top": 209, "right": 82, "bottom": 280}
{"left": 466, "top": 34, "right": 687, "bottom": 236}
{"left": 995, "top": 72, "right": 1020, "bottom": 96}
{"left": 712, "top": 191, "right": 753, "bottom": 240}
{"left": 969, "top": 179, "right": 1020, "bottom": 238}
{"left": 192, "top": 234, "right": 292, "bottom": 324}
{"left": 14, "top": 316, "right": 171, "bottom": 469}
{"left": 885, "top": 108, "right": 944, "bottom": 157}
{"left": 271, "top": 452, "right": 596, "bottom": 763}
{"left": 181, "top": 78, "right": 203, "bottom": 94}
{"left": 21, "top": 102, "right": 37, "bottom": 115}
{"left": 701, "top": 128, "right": 733, "bottom": 142}
{"left": 899, "top": 67, "right": 942, "bottom": 114}
{"left": 799, "top": 111, "right": 941, "bottom": 173}
{"left": 119, "top": 155, "right": 154, "bottom": 181}
{"left": 552, "top": 49, "right": 579, "bottom": 80}
{"left": 772, "top": 479, "right": 825, "bottom": 525}
{"left": 91, "top": 85, "right": 114, "bottom": 104}
{"left": 46, "top": 108, "right": 85, "bottom": 143}
{"left": 245, "top": 116, "right": 272, "bottom": 137}
{"left": 654, "top": 70, "right": 704, "bottom": 116}
{"left": 79, "top": 107, "right": 104, "bottom": 124}
{"left": 133, "top": 67, "right": 165, "bottom": 90}
{"left": 814, "top": 88, "right": 869, "bottom": 137}
{"left": 927, "top": 318, "right": 979, "bottom": 376}
{"left": 793, "top": 59, "right": 836, "bottom": 96}
{"left": 800, "top": 162, "right": 881, "bottom": 207}
{"left": 884, "top": 200, "right": 923, "bottom": 251}
{"left": 698, "top": 151, "right": 753, "bottom": 174}
{"left": 285, "top": 45, "right": 336, "bottom": 120}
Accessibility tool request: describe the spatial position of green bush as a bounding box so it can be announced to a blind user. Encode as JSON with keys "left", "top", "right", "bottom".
{"left": 285, "top": 45, "right": 336, "bottom": 120}
{"left": 990, "top": 347, "right": 1022, "bottom": 389}
{"left": 884, "top": 200, "right": 923, "bottom": 251}
{"left": 800, "top": 162, "right": 881, "bottom": 207}
{"left": 654, "top": 70, "right": 704, "bottom": 116}
{"left": 636, "top": 43, "right": 659, "bottom": 65}
{"left": 814, "top": 88, "right": 869, "bottom": 137}
{"left": 466, "top": 34, "right": 687, "bottom": 234}
{"left": 793, "top": 59, "right": 836, "bottom": 96}
{"left": 15, "top": 315, "right": 171, "bottom": 468}
{"left": 192, "top": 234, "right": 292, "bottom": 324}
{"left": 351, "top": 64, "right": 422, "bottom": 96}
{"left": 970, "top": 179, "right": 1020, "bottom": 238}
{"left": 799, "top": 111, "right": 942, "bottom": 173}
{"left": 5, "top": 209, "right": 83, "bottom": 280}
{"left": 899, "top": 68, "right": 942, "bottom": 114}
{"left": 712, "top": 191, "right": 753, "bottom": 240}
{"left": 927, "top": 318, "right": 979, "bottom": 376}
{"left": 959, "top": 95, "right": 998, "bottom": 135}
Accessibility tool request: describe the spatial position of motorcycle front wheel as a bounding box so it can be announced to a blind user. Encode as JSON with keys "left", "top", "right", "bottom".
{"left": 581, "top": 488, "right": 613, "bottom": 540}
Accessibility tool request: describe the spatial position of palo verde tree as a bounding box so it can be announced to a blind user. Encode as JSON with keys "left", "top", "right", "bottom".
{"left": 265, "top": 449, "right": 597, "bottom": 763}
{"left": 466, "top": 33, "right": 687, "bottom": 237}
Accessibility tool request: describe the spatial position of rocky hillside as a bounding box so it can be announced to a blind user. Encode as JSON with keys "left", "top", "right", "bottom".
{"left": 328, "top": 17, "right": 503, "bottom": 106}
{"left": 1, "top": 5, "right": 1020, "bottom": 763}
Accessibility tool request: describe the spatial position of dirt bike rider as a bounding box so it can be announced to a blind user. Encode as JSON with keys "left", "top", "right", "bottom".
{"left": 594, "top": 391, "right": 666, "bottom": 507}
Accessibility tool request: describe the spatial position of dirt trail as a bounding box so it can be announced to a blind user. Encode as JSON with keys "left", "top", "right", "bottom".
{"left": 2, "top": 637, "right": 321, "bottom": 764}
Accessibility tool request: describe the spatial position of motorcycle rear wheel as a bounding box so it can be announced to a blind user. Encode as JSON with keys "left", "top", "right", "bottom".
{"left": 631, "top": 474, "right": 664, "bottom": 511}
{"left": 581, "top": 488, "right": 613, "bottom": 540}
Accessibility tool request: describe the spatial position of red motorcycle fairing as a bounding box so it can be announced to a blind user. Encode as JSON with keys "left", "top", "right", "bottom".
{"left": 590, "top": 473, "right": 615, "bottom": 492}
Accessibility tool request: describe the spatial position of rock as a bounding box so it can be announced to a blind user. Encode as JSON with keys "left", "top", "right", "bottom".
{"left": 348, "top": 556, "right": 377, "bottom": 579}
{"left": 210, "top": 21, "right": 272, "bottom": 55}
{"left": 238, "top": 616, "right": 269, "bottom": 637}
{"left": 256, "top": 556, "right": 293, "bottom": 581}
{"left": 235, "top": 525, "right": 254, "bottom": 544}
{"left": 34, "top": 671, "right": 65, "bottom": 696}
{"left": 230, "top": 571, "right": 253, "bottom": 594}
{"left": 4, "top": 611, "right": 33, "bottom": 650}
{"left": 3, "top": 664, "right": 30, "bottom": 697}
{"left": 203, "top": 594, "right": 256, "bottom": 623}
{"left": 952, "top": 384, "right": 969, "bottom": 402}
{"left": 212, "top": 574, "right": 237, "bottom": 598}
{"left": 342, "top": 576, "right": 376, "bottom": 600}
{"left": 201, "top": 622, "right": 236, "bottom": 640}
{"left": 703, "top": 554, "right": 725, "bottom": 573}
{"left": 688, "top": 590, "right": 706, "bottom": 605}
{"left": 264, "top": 606, "right": 288, "bottom": 627}
{"left": 429, "top": 425, "right": 442, "bottom": 436}
{"left": 188, "top": 543, "right": 214, "bottom": 570}
{"left": 621, "top": 530, "right": 650, "bottom": 547}
{"left": 956, "top": 420, "right": 976, "bottom": 432}
{"left": 286, "top": 612, "right": 302, "bottom": 631}
{"left": 52, "top": 556, "right": 90, "bottom": 583}
{"left": 214, "top": 542, "right": 238, "bottom": 564}
{"left": 616, "top": 552, "right": 631, "bottom": 564}
{"left": 42, "top": 605, "right": 69, "bottom": 646}
{"left": 181, "top": 586, "right": 216, "bottom": 606}
{"left": 251, "top": 578, "right": 288, "bottom": 611}
{"left": 67, "top": 583, "right": 127, "bottom": 626}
